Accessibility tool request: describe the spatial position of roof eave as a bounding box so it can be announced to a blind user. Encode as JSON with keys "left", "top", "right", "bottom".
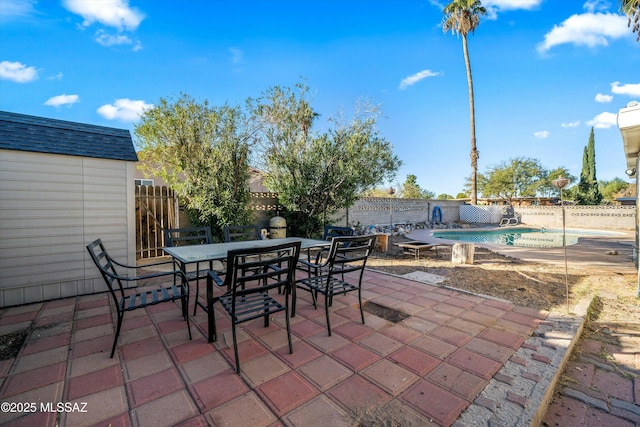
{"left": 618, "top": 102, "right": 640, "bottom": 178}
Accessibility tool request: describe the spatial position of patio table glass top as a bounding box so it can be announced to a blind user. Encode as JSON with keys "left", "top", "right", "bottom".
{"left": 162, "top": 236, "right": 330, "bottom": 263}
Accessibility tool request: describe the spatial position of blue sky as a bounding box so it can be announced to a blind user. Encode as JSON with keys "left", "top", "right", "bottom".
{"left": 1, "top": 0, "right": 639, "bottom": 197}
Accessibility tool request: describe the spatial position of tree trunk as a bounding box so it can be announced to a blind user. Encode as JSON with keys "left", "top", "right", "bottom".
{"left": 462, "top": 34, "right": 479, "bottom": 205}
{"left": 452, "top": 243, "right": 475, "bottom": 265}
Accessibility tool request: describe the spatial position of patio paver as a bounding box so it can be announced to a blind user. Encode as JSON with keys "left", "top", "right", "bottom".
{"left": 0, "top": 269, "right": 559, "bottom": 426}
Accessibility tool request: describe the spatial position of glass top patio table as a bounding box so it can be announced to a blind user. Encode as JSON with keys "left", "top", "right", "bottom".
{"left": 163, "top": 236, "right": 331, "bottom": 343}
{"left": 162, "top": 236, "right": 330, "bottom": 264}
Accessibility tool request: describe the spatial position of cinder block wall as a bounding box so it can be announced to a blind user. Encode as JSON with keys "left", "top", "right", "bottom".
{"left": 331, "top": 198, "right": 464, "bottom": 227}
{"left": 516, "top": 205, "right": 635, "bottom": 230}
{"left": 328, "top": 199, "right": 635, "bottom": 231}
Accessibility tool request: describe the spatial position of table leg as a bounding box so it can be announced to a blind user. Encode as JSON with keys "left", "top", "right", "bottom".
{"left": 291, "top": 278, "right": 297, "bottom": 318}
{"left": 207, "top": 276, "right": 214, "bottom": 343}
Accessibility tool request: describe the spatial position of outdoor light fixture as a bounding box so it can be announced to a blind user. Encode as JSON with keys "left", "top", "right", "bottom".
{"left": 626, "top": 168, "right": 636, "bottom": 177}
{"left": 552, "top": 176, "right": 570, "bottom": 312}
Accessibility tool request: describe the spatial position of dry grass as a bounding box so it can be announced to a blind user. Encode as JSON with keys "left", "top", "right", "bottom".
{"left": 367, "top": 235, "right": 639, "bottom": 320}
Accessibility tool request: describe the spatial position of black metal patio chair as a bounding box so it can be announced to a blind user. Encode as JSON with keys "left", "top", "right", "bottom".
{"left": 294, "top": 235, "right": 376, "bottom": 336}
{"left": 223, "top": 224, "right": 266, "bottom": 284}
{"left": 86, "top": 239, "right": 191, "bottom": 358}
{"left": 223, "top": 224, "right": 261, "bottom": 242}
{"left": 315, "top": 225, "right": 355, "bottom": 263}
{"left": 164, "top": 227, "right": 214, "bottom": 315}
{"left": 322, "top": 225, "right": 355, "bottom": 240}
{"left": 207, "top": 240, "right": 301, "bottom": 373}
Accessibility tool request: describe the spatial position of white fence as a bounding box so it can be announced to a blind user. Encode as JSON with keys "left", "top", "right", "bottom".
{"left": 459, "top": 205, "right": 502, "bottom": 224}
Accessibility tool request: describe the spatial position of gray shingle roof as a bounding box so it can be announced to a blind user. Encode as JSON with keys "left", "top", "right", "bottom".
{"left": 0, "top": 110, "right": 138, "bottom": 162}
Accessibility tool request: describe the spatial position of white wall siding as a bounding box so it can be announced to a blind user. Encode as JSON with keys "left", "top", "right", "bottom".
{"left": 0, "top": 150, "right": 135, "bottom": 307}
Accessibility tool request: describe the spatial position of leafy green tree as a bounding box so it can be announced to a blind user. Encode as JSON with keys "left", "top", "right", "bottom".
{"left": 249, "top": 83, "right": 401, "bottom": 237}
{"left": 437, "top": 193, "right": 454, "bottom": 200}
{"left": 478, "top": 157, "right": 547, "bottom": 204}
{"left": 135, "top": 93, "right": 254, "bottom": 241}
{"left": 442, "top": 0, "right": 486, "bottom": 205}
{"left": 600, "top": 178, "right": 630, "bottom": 203}
{"left": 361, "top": 187, "right": 396, "bottom": 197}
{"left": 400, "top": 174, "right": 435, "bottom": 199}
{"left": 455, "top": 192, "right": 468, "bottom": 199}
{"left": 575, "top": 128, "right": 603, "bottom": 205}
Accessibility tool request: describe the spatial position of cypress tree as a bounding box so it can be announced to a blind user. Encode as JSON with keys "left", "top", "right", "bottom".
{"left": 580, "top": 146, "right": 588, "bottom": 184}
{"left": 576, "top": 127, "right": 603, "bottom": 205}
{"left": 587, "top": 128, "right": 596, "bottom": 182}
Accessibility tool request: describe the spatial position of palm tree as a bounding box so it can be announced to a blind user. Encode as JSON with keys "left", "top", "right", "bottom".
{"left": 620, "top": 0, "right": 640, "bottom": 41}
{"left": 442, "top": 0, "right": 486, "bottom": 205}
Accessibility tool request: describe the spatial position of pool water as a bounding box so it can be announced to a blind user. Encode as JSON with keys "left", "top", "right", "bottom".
{"left": 432, "top": 228, "right": 613, "bottom": 248}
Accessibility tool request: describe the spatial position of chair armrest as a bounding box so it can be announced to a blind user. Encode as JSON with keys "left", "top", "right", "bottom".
{"left": 266, "top": 264, "right": 285, "bottom": 274}
{"left": 297, "top": 259, "right": 321, "bottom": 269}
{"left": 208, "top": 271, "right": 226, "bottom": 287}
{"left": 296, "top": 258, "right": 330, "bottom": 278}
{"left": 313, "top": 247, "right": 330, "bottom": 264}
{"left": 111, "top": 257, "right": 174, "bottom": 270}
{"left": 100, "top": 267, "right": 188, "bottom": 283}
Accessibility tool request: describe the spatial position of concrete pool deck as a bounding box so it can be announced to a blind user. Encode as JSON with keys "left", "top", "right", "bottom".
{"left": 407, "top": 227, "right": 637, "bottom": 274}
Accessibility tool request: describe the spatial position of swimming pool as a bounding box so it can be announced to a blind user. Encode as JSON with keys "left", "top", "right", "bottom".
{"left": 432, "top": 227, "right": 616, "bottom": 248}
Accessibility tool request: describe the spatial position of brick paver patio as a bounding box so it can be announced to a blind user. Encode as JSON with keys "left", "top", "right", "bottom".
{"left": 0, "top": 270, "right": 547, "bottom": 426}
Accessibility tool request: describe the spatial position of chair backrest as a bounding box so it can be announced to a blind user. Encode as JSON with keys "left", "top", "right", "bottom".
{"left": 86, "top": 239, "right": 126, "bottom": 300}
{"left": 321, "top": 226, "right": 354, "bottom": 241}
{"left": 164, "top": 227, "right": 212, "bottom": 247}
{"left": 223, "top": 225, "right": 260, "bottom": 243}
{"left": 223, "top": 241, "right": 301, "bottom": 297}
{"left": 325, "top": 235, "right": 377, "bottom": 280}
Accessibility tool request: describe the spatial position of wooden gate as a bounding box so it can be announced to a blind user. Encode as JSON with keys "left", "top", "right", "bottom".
{"left": 135, "top": 185, "right": 178, "bottom": 259}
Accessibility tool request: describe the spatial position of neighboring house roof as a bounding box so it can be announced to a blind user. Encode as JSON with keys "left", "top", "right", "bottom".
{"left": 0, "top": 110, "right": 137, "bottom": 162}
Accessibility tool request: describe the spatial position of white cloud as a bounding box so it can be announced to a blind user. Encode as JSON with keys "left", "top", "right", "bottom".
{"left": 586, "top": 111, "right": 617, "bottom": 128}
{"left": 611, "top": 82, "right": 640, "bottom": 97}
{"left": 0, "top": 61, "right": 38, "bottom": 83}
{"left": 482, "top": 0, "right": 542, "bottom": 20}
{"left": 44, "top": 94, "right": 80, "bottom": 107}
{"left": 47, "top": 72, "right": 64, "bottom": 81}
{"left": 561, "top": 120, "right": 581, "bottom": 128}
{"left": 97, "top": 98, "right": 153, "bottom": 121}
{"left": 534, "top": 130, "right": 549, "bottom": 139}
{"left": 536, "top": 12, "right": 628, "bottom": 53}
{"left": 483, "top": 0, "right": 542, "bottom": 10}
{"left": 95, "top": 30, "right": 132, "bottom": 47}
{"left": 63, "top": 0, "right": 144, "bottom": 31}
{"left": 583, "top": 0, "right": 609, "bottom": 13}
{"left": 0, "top": 0, "right": 36, "bottom": 20}
{"left": 229, "top": 48, "right": 244, "bottom": 64}
{"left": 399, "top": 70, "right": 440, "bottom": 90}
{"left": 595, "top": 93, "right": 613, "bottom": 103}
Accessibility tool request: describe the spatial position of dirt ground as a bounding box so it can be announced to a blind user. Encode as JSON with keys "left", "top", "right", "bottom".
{"left": 366, "top": 235, "right": 640, "bottom": 321}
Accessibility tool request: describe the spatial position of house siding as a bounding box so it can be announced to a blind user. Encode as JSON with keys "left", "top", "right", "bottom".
{"left": 0, "top": 149, "right": 135, "bottom": 307}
